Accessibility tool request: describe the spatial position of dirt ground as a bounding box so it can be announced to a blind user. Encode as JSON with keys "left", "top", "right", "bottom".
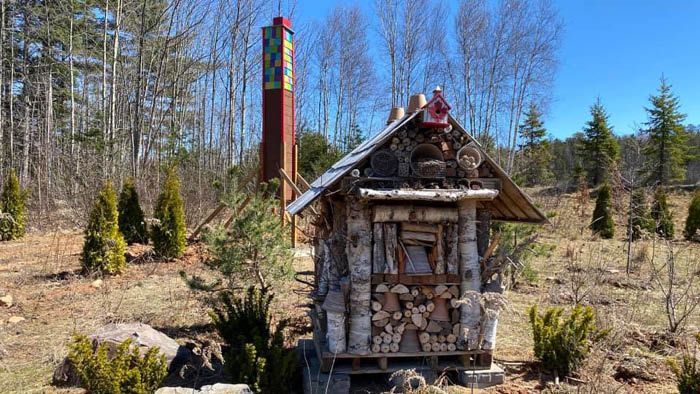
{"left": 1, "top": 188, "right": 699, "bottom": 393}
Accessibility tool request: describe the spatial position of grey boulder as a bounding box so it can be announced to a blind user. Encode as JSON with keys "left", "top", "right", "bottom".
{"left": 53, "top": 323, "right": 191, "bottom": 386}
{"left": 155, "top": 384, "right": 253, "bottom": 394}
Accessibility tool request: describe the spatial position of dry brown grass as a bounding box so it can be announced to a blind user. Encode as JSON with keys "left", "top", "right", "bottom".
{"left": 0, "top": 233, "right": 312, "bottom": 393}
{"left": 1, "top": 188, "right": 699, "bottom": 393}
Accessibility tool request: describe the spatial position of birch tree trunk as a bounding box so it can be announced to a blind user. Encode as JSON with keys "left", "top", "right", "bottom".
{"left": 326, "top": 311, "right": 346, "bottom": 353}
{"left": 458, "top": 200, "right": 480, "bottom": 350}
{"left": 346, "top": 199, "right": 372, "bottom": 355}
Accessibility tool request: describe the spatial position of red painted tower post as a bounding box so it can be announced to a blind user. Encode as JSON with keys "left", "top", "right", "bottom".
{"left": 262, "top": 16, "right": 297, "bottom": 246}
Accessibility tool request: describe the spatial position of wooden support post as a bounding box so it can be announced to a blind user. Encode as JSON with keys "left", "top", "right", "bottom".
{"left": 377, "top": 357, "right": 388, "bottom": 371}
{"left": 458, "top": 200, "right": 481, "bottom": 350}
{"left": 280, "top": 142, "right": 287, "bottom": 225}
{"left": 352, "top": 358, "right": 361, "bottom": 371}
{"left": 291, "top": 144, "right": 298, "bottom": 248}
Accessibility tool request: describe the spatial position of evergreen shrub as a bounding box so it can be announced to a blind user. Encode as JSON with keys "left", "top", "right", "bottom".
{"left": 528, "top": 304, "right": 608, "bottom": 378}
{"left": 81, "top": 180, "right": 126, "bottom": 275}
{"left": 591, "top": 184, "right": 615, "bottom": 239}
{"left": 68, "top": 334, "right": 167, "bottom": 394}
{"left": 683, "top": 191, "right": 700, "bottom": 241}
{"left": 118, "top": 177, "right": 148, "bottom": 245}
{"left": 667, "top": 332, "right": 700, "bottom": 394}
{"left": 210, "top": 286, "right": 298, "bottom": 394}
{"left": 152, "top": 168, "right": 186, "bottom": 258}
{"left": 652, "top": 187, "right": 674, "bottom": 239}
{"left": 0, "top": 169, "right": 27, "bottom": 241}
{"left": 628, "top": 188, "right": 653, "bottom": 241}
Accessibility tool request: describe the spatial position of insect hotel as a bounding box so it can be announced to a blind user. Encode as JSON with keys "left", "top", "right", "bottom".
{"left": 287, "top": 88, "right": 546, "bottom": 376}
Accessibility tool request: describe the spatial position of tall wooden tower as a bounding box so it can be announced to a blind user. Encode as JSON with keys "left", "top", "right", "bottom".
{"left": 262, "top": 16, "right": 296, "bottom": 202}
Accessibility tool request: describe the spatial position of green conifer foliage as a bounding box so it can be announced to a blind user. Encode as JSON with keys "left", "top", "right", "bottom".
{"left": 152, "top": 168, "right": 186, "bottom": 259}
{"left": 0, "top": 169, "right": 27, "bottom": 241}
{"left": 580, "top": 99, "right": 619, "bottom": 186}
{"left": 643, "top": 77, "right": 690, "bottom": 185}
{"left": 683, "top": 191, "right": 700, "bottom": 241}
{"left": 652, "top": 187, "right": 674, "bottom": 239}
{"left": 528, "top": 305, "right": 608, "bottom": 378}
{"left": 517, "top": 103, "right": 553, "bottom": 186}
{"left": 118, "top": 178, "right": 148, "bottom": 245}
{"left": 81, "top": 180, "right": 126, "bottom": 275}
{"left": 591, "top": 184, "right": 615, "bottom": 239}
{"left": 628, "top": 189, "right": 653, "bottom": 241}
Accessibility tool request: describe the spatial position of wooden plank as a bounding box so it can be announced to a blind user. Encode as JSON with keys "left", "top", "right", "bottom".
{"left": 497, "top": 186, "right": 530, "bottom": 220}
{"left": 402, "top": 222, "right": 439, "bottom": 233}
{"left": 384, "top": 223, "right": 398, "bottom": 274}
{"left": 371, "top": 274, "right": 384, "bottom": 284}
{"left": 400, "top": 231, "right": 436, "bottom": 243}
{"left": 322, "top": 350, "right": 487, "bottom": 359}
{"left": 373, "top": 223, "right": 386, "bottom": 274}
{"left": 501, "top": 180, "right": 541, "bottom": 220}
{"left": 297, "top": 173, "right": 312, "bottom": 191}
{"left": 224, "top": 195, "right": 252, "bottom": 228}
{"left": 189, "top": 165, "right": 261, "bottom": 240}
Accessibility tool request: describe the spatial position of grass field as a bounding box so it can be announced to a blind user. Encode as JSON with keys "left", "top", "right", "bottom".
{"left": 1, "top": 188, "right": 699, "bottom": 393}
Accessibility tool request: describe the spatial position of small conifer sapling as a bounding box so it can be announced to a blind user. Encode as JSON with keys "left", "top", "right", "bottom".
{"left": 81, "top": 180, "right": 126, "bottom": 274}
{"left": 591, "top": 184, "right": 614, "bottom": 239}
{"left": 118, "top": 177, "right": 148, "bottom": 244}
{"left": 683, "top": 191, "right": 700, "bottom": 241}
{"left": 652, "top": 187, "right": 674, "bottom": 239}
{"left": 628, "top": 188, "right": 653, "bottom": 241}
{"left": 0, "top": 169, "right": 27, "bottom": 241}
{"left": 152, "top": 167, "right": 186, "bottom": 259}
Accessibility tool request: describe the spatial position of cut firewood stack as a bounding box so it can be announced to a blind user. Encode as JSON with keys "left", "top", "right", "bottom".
{"left": 372, "top": 283, "right": 462, "bottom": 353}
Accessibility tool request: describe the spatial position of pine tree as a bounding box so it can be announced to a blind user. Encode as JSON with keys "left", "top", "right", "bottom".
{"left": 643, "top": 77, "right": 690, "bottom": 185}
{"left": 0, "top": 169, "right": 27, "bottom": 241}
{"left": 152, "top": 168, "right": 186, "bottom": 259}
{"left": 591, "top": 184, "right": 614, "bottom": 239}
{"left": 517, "top": 103, "right": 553, "bottom": 186}
{"left": 117, "top": 177, "right": 148, "bottom": 245}
{"left": 81, "top": 180, "right": 126, "bottom": 274}
{"left": 628, "top": 188, "right": 653, "bottom": 241}
{"left": 651, "top": 187, "right": 674, "bottom": 239}
{"left": 579, "top": 99, "right": 619, "bottom": 186}
{"left": 683, "top": 191, "right": 700, "bottom": 241}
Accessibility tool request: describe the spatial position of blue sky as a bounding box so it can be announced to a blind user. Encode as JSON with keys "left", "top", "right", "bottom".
{"left": 291, "top": 0, "right": 700, "bottom": 139}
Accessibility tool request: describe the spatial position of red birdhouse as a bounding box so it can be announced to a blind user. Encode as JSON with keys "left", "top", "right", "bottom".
{"left": 420, "top": 86, "right": 451, "bottom": 128}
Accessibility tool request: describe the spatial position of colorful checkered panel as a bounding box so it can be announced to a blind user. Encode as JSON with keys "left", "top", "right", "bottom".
{"left": 263, "top": 26, "right": 294, "bottom": 91}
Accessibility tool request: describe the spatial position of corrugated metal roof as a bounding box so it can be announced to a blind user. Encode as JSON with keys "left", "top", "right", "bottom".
{"left": 286, "top": 110, "right": 547, "bottom": 224}
{"left": 286, "top": 111, "right": 421, "bottom": 215}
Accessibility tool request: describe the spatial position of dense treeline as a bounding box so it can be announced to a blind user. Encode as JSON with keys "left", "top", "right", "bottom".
{"left": 514, "top": 79, "right": 700, "bottom": 189}
{"left": 0, "top": 0, "right": 562, "bottom": 227}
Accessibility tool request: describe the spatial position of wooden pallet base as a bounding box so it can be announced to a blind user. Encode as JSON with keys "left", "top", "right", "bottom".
{"left": 320, "top": 350, "right": 493, "bottom": 373}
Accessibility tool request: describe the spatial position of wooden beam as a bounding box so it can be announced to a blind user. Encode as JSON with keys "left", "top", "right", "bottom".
{"left": 297, "top": 173, "right": 312, "bottom": 191}
{"left": 358, "top": 188, "right": 498, "bottom": 202}
{"left": 280, "top": 167, "right": 319, "bottom": 216}
{"left": 189, "top": 165, "right": 261, "bottom": 240}
{"left": 373, "top": 205, "right": 459, "bottom": 223}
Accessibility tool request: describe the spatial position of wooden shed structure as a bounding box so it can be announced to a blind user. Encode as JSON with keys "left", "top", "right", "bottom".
{"left": 287, "top": 88, "right": 546, "bottom": 373}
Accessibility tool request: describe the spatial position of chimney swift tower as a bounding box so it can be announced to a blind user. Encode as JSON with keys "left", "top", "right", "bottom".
{"left": 262, "top": 16, "right": 296, "bottom": 203}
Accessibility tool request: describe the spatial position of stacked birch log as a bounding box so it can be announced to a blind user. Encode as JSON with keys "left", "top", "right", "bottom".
{"left": 371, "top": 283, "right": 464, "bottom": 353}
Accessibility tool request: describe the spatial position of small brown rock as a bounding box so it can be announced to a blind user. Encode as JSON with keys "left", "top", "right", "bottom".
{"left": 8, "top": 316, "right": 25, "bottom": 324}
{"left": 0, "top": 295, "right": 12, "bottom": 307}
